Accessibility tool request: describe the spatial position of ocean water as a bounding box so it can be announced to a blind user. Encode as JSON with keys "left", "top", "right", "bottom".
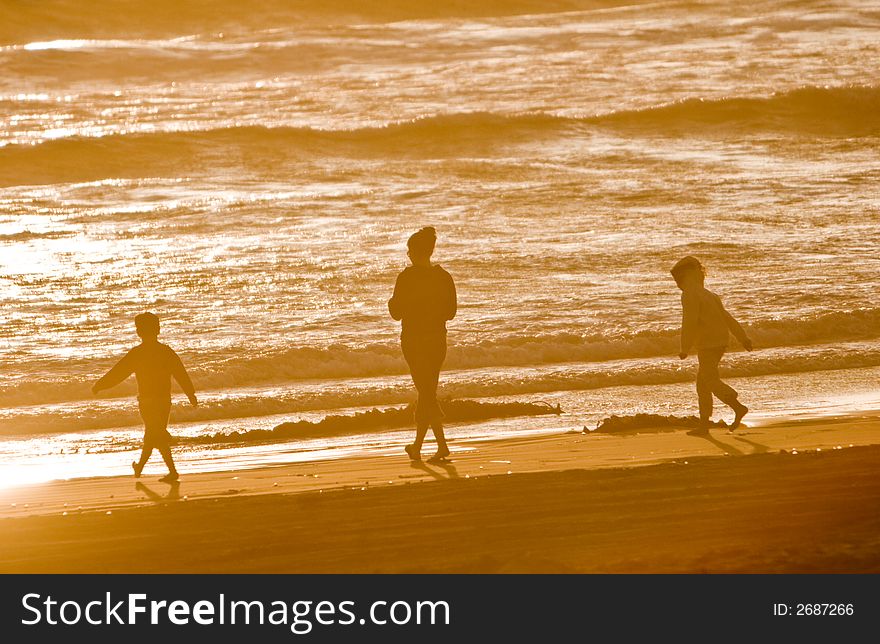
{"left": 1, "top": 0, "right": 879, "bottom": 485}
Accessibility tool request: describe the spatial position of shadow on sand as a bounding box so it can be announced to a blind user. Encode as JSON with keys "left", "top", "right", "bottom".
{"left": 410, "top": 459, "right": 460, "bottom": 480}
{"left": 693, "top": 429, "right": 770, "bottom": 456}
{"left": 732, "top": 434, "right": 770, "bottom": 453}
{"left": 136, "top": 480, "right": 181, "bottom": 502}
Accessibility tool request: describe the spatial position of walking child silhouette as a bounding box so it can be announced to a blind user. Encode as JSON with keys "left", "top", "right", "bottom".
{"left": 92, "top": 312, "right": 197, "bottom": 482}
{"left": 671, "top": 256, "right": 753, "bottom": 435}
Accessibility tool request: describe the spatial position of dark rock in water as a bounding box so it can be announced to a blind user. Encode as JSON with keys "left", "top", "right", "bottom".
{"left": 186, "top": 399, "right": 563, "bottom": 446}
{"left": 587, "top": 413, "right": 728, "bottom": 434}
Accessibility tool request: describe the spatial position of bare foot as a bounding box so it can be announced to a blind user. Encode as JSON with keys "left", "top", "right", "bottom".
{"left": 132, "top": 461, "right": 142, "bottom": 478}
{"left": 404, "top": 444, "right": 421, "bottom": 461}
{"left": 159, "top": 472, "right": 179, "bottom": 483}
{"left": 427, "top": 448, "right": 451, "bottom": 463}
{"left": 729, "top": 404, "right": 749, "bottom": 431}
{"left": 687, "top": 422, "right": 710, "bottom": 436}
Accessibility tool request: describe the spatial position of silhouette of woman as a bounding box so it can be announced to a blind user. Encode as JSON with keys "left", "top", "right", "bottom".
{"left": 389, "top": 227, "right": 457, "bottom": 462}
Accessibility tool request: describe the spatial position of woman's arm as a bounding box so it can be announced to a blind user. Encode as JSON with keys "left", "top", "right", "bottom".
{"left": 388, "top": 273, "right": 406, "bottom": 321}
{"left": 444, "top": 271, "right": 457, "bottom": 321}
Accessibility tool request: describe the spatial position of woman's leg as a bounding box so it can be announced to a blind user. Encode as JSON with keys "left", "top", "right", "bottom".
{"left": 134, "top": 445, "right": 152, "bottom": 474}
{"left": 402, "top": 333, "right": 447, "bottom": 458}
{"left": 428, "top": 339, "right": 449, "bottom": 457}
{"left": 429, "top": 425, "right": 449, "bottom": 460}
{"left": 158, "top": 445, "right": 178, "bottom": 477}
{"left": 403, "top": 335, "right": 428, "bottom": 458}
{"left": 411, "top": 423, "right": 430, "bottom": 455}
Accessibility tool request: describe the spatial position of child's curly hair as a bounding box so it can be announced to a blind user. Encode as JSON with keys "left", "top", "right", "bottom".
{"left": 670, "top": 255, "right": 705, "bottom": 288}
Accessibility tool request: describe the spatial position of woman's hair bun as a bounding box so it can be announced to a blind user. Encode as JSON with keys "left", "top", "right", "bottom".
{"left": 407, "top": 226, "right": 437, "bottom": 256}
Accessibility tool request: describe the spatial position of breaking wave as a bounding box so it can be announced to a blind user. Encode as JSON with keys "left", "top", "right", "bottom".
{"left": 4, "top": 85, "right": 878, "bottom": 185}
{"left": 588, "top": 84, "right": 880, "bottom": 136}
{"left": 4, "top": 306, "right": 880, "bottom": 408}
{"left": 3, "top": 340, "right": 880, "bottom": 436}
{"left": 188, "top": 398, "right": 562, "bottom": 445}
{"left": 0, "top": 0, "right": 639, "bottom": 46}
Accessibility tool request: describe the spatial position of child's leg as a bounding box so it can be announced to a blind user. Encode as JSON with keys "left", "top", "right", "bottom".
{"left": 134, "top": 406, "right": 156, "bottom": 476}
{"left": 700, "top": 349, "right": 748, "bottom": 427}
{"left": 710, "top": 358, "right": 748, "bottom": 428}
{"left": 696, "top": 351, "right": 717, "bottom": 423}
{"left": 707, "top": 350, "right": 744, "bottom": 411}
{"left": 139, "top": 398, "right": 175, "bottom": 476}
{"left": 712, "top": 378, "right": 741, "bottom": 411}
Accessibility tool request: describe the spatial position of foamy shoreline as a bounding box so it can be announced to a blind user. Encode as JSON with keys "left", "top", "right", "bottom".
{"left": 3, "top": 411, "right": 880, "bottom": 573}
{"left": 2, "top": 409, "right": 878, "bottom": 521}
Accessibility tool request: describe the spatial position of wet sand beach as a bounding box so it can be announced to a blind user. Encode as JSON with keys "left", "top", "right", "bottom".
{"left": 4, "top": 0, "right": 880, "bottom": 582}
{"left": 2, "top": 414, "right": 878, "bottom": 573}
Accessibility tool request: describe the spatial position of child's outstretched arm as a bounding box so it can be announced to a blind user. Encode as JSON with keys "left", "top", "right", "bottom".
{"left": 723, "top": 307, "right": 753, "bottom": 351}
{"left": 170, "top": 351, "right": 198, "bottom": 406}
{"left": 679, "top": 289, "right": 699, "bottom": 358}
{"left": 91, "top": 351, "right": 136, "bottom": 394}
